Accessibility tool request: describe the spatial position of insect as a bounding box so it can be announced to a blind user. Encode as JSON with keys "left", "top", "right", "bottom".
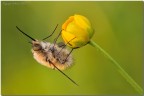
{"left": 16, "top": 25, "right": 78, "bottom": 86}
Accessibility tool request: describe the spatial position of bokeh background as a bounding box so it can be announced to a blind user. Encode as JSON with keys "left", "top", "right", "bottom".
{"left": 1, "top": 1, "right": 143, "bottom": 95}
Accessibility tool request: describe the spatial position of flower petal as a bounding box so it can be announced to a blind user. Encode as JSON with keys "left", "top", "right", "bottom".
{"left": 74, "top": 14, "right": 94, "bottom": 39}
{"left": 62, "top": 16, "right": 74, "bottom": 30}
{"left": 74, "top": 14, "right": 91, "bottom": 29}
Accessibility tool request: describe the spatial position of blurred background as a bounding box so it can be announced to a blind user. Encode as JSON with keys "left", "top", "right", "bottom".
{"left": 1, "top": 1, "right": 143, "bottom": 95}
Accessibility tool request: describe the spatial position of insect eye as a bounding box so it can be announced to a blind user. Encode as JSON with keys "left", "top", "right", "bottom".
{"left": 33, "top": 44, "right": 42, "bottom": 51}
{"left": 35, "top": 44, "right": 40, "bottom": 47}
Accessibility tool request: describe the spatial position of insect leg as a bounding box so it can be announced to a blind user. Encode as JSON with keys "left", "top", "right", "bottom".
{"left": 62, "top": 48, "right": 74, "bottom": 64}
{"left": 53, "top": 30, "right": 62, "bottom": 47}
{"left": 48, "top": 60, "right": 78, "bottom": 86}
{"left": 42, "top": 24, "right": 58, "bottom": 40}
{"left": 56, "top": 37, "right": 76, "bottom": 56}
{"left": 46, "top": 57, "right": 55, "bottom": 70}
{"left": 47, "top": 30, "right": 62, "bottom": 54}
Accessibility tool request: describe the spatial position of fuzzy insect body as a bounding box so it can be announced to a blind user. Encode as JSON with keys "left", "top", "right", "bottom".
{"left": 31, "top": 40, "right": 73, "bottom": 70}
{"left": 16, "top": 26, "right": 78, "bottom": 86}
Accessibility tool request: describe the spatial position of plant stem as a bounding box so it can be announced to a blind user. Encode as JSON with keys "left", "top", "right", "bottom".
{"left": 89, "top": 40, "right": 143, "bottom": 95}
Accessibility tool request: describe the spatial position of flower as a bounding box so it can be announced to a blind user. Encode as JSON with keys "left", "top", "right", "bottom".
{"left": 62, "top": 14, "right": 94, "bottom": 48}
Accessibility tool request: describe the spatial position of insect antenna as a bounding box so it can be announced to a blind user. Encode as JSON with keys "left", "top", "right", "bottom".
{"left": 16, "top": 26, "right": 36, "bottom": 41}
{"left": 43, "top": 24, "right": 58, "bottom": 40}
{"left": 48, "top": 60, "right": 78, "bottom": 86}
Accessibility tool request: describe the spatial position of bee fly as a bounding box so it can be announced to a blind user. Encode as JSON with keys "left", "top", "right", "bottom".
{"left": 16, "top": 25, "right": 78, "bottom": 86}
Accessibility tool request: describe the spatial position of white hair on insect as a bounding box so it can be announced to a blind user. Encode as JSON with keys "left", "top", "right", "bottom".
{"left": 31, "top": 40, "right": 73, "bottom": 70}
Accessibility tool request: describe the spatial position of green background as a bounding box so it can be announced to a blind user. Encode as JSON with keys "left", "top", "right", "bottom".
{"left": 2, "top": 1, "right": 143, "bottom": 95}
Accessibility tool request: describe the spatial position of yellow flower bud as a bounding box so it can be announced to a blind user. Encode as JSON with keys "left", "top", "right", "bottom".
{"left": 62, "top": 14, "right": 94, "bottom": 48}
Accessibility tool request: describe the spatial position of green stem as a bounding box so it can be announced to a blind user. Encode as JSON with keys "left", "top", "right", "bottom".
{"left": 89, "top": 40, "right": 143, "bottom": 95}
